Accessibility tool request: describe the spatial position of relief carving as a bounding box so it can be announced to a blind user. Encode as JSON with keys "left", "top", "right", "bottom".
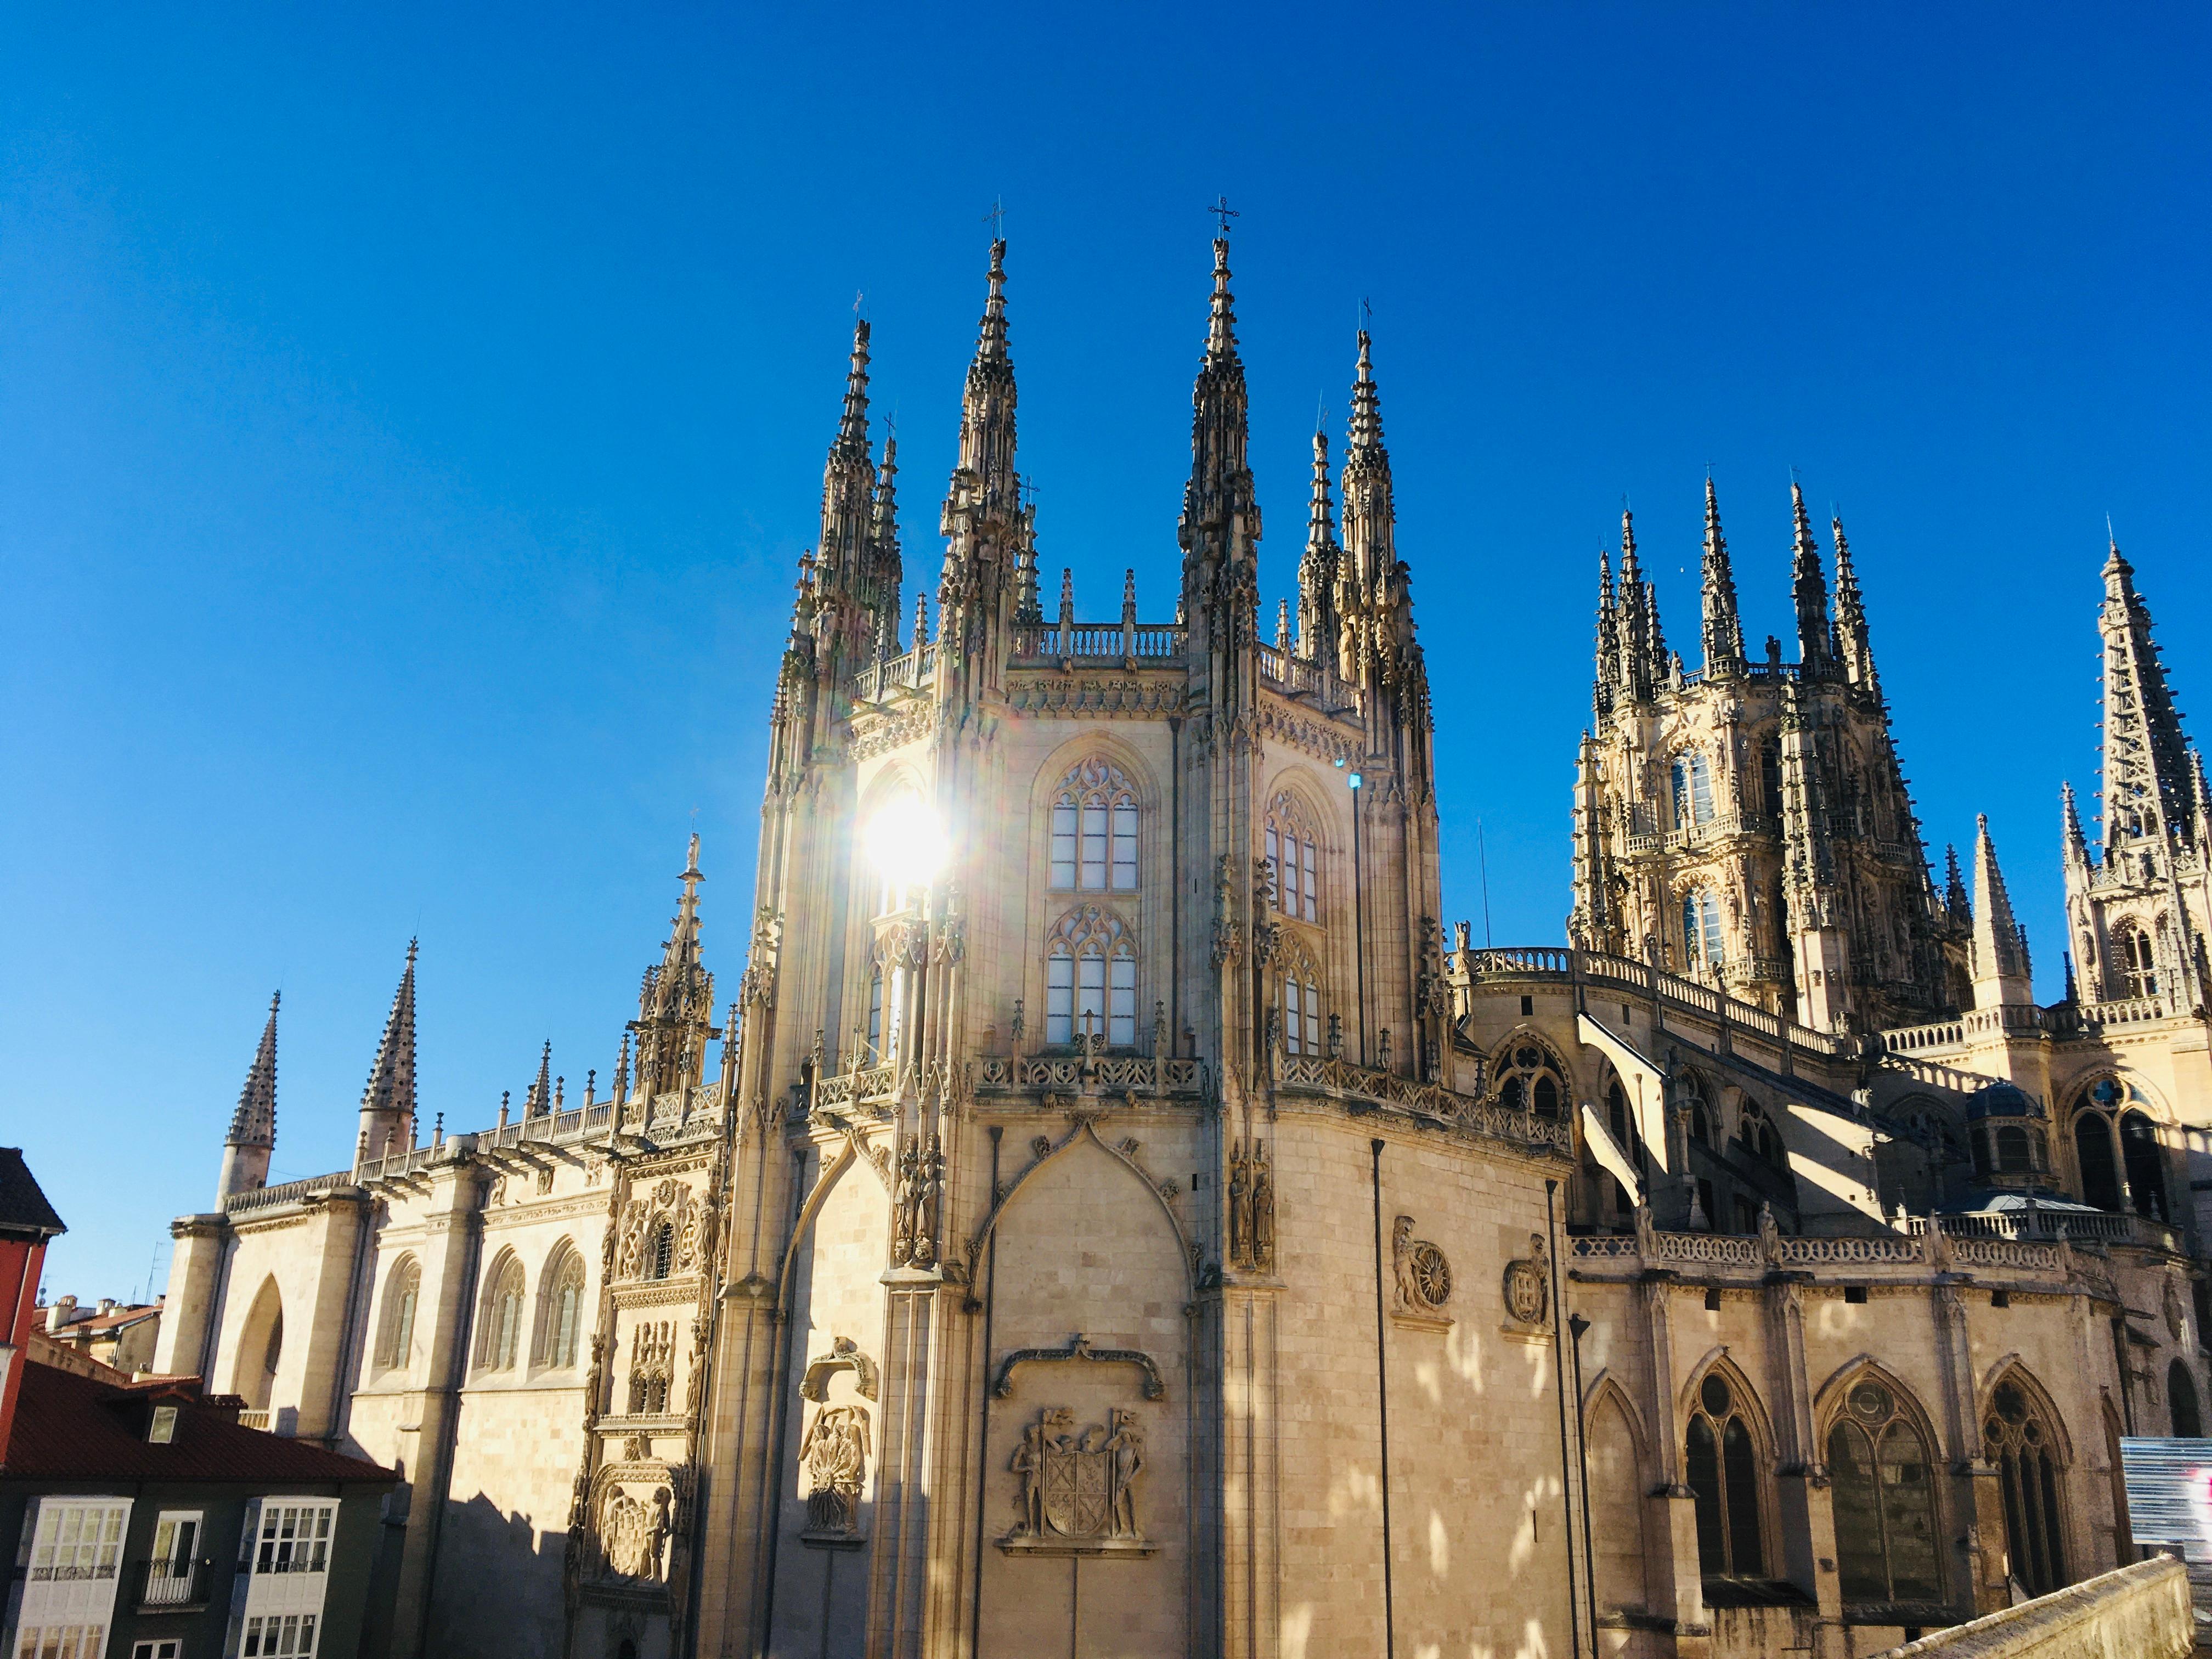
{"left": 1227, "top": 1139, "right": 1275, "bottom": 1272}
{"left": 891, "top": 1135, "right": 946, "bottom": 1268}
{"left": 1004, "top": 1407, "right": 1148, "bottom": 1550}
{"left": 799, "top": 1404, "right": 871, "bottom": 1535}
{"left": 1502, "top": 1232, "right": 1551, "bottom": 1328}
{"left": 601, "top": 1485, "right": 671, "bottom": 1581}
{"left": 1391, "top": 1215, "right": 1453, "bottom": 1328}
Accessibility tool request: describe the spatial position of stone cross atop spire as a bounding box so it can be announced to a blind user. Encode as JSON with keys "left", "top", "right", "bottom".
{"left": 219, "top": 992, "right": 279, "bottom": 1198}
{"left": 1699, "top": 477, "right": 1745, "bottom": 675}
{"left": 357, "top": 940, "right": 417, "bottom": 1154}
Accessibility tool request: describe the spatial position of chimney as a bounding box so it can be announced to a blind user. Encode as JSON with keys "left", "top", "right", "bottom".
{"left": 46, "top": 1296, "right": 76, "bottom": 1333}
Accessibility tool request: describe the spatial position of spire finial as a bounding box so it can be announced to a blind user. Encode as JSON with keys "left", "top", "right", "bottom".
{"left": 1790, "top": 479, "right": 1832, "bottom": 672}
{"left": 358, "top": 939, "right": 419, "bottom": 1132}
{"left": 1206, "top": 233, "right": 1237, "bottom": 359}
{"left": 1699, "top": 476, "right": 1745, "bottom": 674}
{"left": 836, "top": 318, "right": 871, "bottom": 454}
{"left": 227, "top": 991, "right": 281, "bottom": 1150}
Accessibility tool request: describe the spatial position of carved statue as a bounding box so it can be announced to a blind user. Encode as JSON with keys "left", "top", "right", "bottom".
{"left": 799, "top": 1403, "right": 871, "bottom": 1533}
{"left": 1105, "top": 1409, "right": 1145, "bottom": 1537}
{"left": 2166, "top": 1273, "right": 2188, "bottom": 1343}
{"left": 892, "top": 1140, "right": 924, "bottom": 1265}
{"left": 919, "top": 1137, "right": 945, "bottom": 1267}
{"left": 1227, "top": 1144, "right": 1251, "bottom": 1267}
{"left": 1250, "top": 1141, "right": 1275, "bottom": 1270}
{"left": 601, "top": 1485, "right": 671, "bottom": 1579}
{"left": 1503, "top": 1232, "right": 1550, "bottom": 1326}
{"left": 1392, "top": 1215, "right": 1452, "bottom": 1316}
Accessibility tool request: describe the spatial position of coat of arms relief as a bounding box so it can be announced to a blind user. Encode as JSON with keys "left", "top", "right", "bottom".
{"left": 1001, "top": 1406, "right": 1151, "bottom": 1555}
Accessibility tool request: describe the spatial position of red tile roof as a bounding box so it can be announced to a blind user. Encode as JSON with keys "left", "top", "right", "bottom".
{"left": 2, "top": 1360, "right": 397, "bottom": 1485}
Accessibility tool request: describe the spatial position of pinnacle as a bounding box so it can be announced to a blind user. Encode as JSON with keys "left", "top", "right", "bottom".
{"left": 1206, "top": 237, "right": 1236, "bottom": 360}
{"left": 228, "top": 991, "right": 280, "bottom": 1149}
{"left": 359, "top": 940, "right": 419, "bottom": 1124}
{"left": 1348, "top": 331, "right": 1386, "bottom": 453}
{"left": 978, "top": 238, "right": 1010, "bottom": 360}
{"left": 836, "top": 319, "right": 871, "bottom": 456}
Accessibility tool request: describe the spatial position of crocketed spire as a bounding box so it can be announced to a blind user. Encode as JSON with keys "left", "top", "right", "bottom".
{"left": 2061, "top": 780, "right": 2089, "bottom": 869}
{"left": 1592, "top": 547, "right": 1620, "bottom": 724}
{"left": 228, "top": 992, "right": 280, "bottom": 1150}
{"left": 1830, "top": 513, "right": 1878, "bottom": 696}
{"left": 1296, "top": 430, "right": 1343, "bottom": 665}
{"left": 1180, "top": 235, "right": 1259, "bottom": 584}
{"left": 358, "top": 940, "right": 417, "bottom": 1139}
{"left": 1790, "top": 482, "right": 1833, "bottom": 674}
{"left": 951, "top": 239, "right": 1019, "bottom": 518}
{"left": 526, "top": 1040, "right": 554, "bottom": 1118}
{"left": 868, "top": 433, "right": 902, "bottom": 637}
{"left": 1340, "top": 331, "right": 1396, "bottom": 615}
{"left": 1699, "top": 477, "right": 1745, "bottom": 675}
{"left": 632, "top": 835, "right": 716, "bottom": 1102}
{"left": 2097, "top": 535, "right": 2193, "bottom": 857}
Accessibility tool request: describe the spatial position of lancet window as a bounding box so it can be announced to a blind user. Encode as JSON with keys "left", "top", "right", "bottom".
{"left": 866, "top": 968, "right": 885, "bottom": 1061}
{"left": 1685, "top": 1369, "right": 1765, "bottom": 1582}
{"left": 2171, "top": 1362, "right": 2203, "bottom": 1438}
{"left": 476, "top": 1254, "right": 526, "bottom": 1372}
{"left": 1984, "top": 1378, "right": 2067, "bottom": 1596}
{"left": 1827, "top": 1376, "right": 1940, "bottom": 1607}
{"left": 1265, "top": 793, "right": 1322, "bottom": 923}
{"left": 1492, "top": 1039, "right": 1565, "bottom": 1119}
{"left": 1672, "top": 751, "right": 1716, "bottom": 830}
{"left": 1278, "top": 940, "right": 1323, "bottom": 1056}
{"left": 375, "top": 1256, "right": 420, "bottom": 1372}
{"left": 534, "top": 1243, "right": 586, "bottom": 1369}
{"left": 1049, "top": 759, "right": 1138, "bottom": 891}
{"left": 1682, "top": 888, "right": 1724, "bottom": 973}
{"left": 1044, "top": 904, "right": 1137, "bottom": 1046}
{"left": 1736, "top": 1099, "right": 1785, "bottom": 1170}
{"left": 2070, "top": 1076, "right": 2168, "bottom": 1221}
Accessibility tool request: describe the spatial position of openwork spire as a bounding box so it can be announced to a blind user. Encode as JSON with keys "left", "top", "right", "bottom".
{"left": 1699, "top": 477, "right": 1745, "bottom": 675}
{"left": 358, "top": 940, "right": 417, "bottom": 1126}
{"left": 1180, "top": 236, "right": 1257, "bottom": 575}
{"left": 2097, "top": 537, "right": 2193, "bottom": 855}
{"left": 633, "top": 835, "right": 716, "bottom": 1101}
{"left": 1297, "top": 430, "right": 1344, "bottom": 664}
{"left": 815, "top": 318, "right": 876, "bottom": 628}
{"left": 1615, "top": 509, "right": 1661, "bottom": 701}
{"left": 1830, "top": 513, "right": 1878, "bottom": 696}
{"left": 951, "top": 239, "right": 1019, "bottom": 518}
{"left": 1790, "top": 482, "right": 1833, "bottom": 673}
{"left": 1340, "top": 331, "right": 1396, "bottom": 599}
{"left": 228, "top": 992, "right": 280, "bottom": 1150}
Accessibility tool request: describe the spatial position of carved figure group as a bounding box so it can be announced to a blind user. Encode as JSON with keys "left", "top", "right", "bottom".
{"left": 891, "top": 1134, "right": 945, "bottom": 1268}
{"left": 799, "top": 1403, "right": 871, "bottom": 1533}
{"left": 1009, "top": 1406, "right": 1146, "bottom": 1541}
{"left": 1227, "top": 1138, "right": 1276, "bottom": 1272}
{"left": 601, "top": 1484, "right": 671, "bottom": 1580}
{"left": 1391, "top": 1214, "right": 1452, "bottom": 1316}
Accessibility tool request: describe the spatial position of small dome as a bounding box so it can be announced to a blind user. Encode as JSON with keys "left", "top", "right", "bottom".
{"left": 1965, "top": 1082, "right": 2043, "bottom": 1122}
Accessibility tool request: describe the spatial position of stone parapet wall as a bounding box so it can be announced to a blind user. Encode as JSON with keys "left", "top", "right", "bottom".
{"left": 1873, "top": 1557, "right": 2192, "bottom": 1659}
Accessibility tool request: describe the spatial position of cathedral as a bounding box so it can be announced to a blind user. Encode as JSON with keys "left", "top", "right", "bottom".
{"left": 153, "top": 235, "right": 2212, "bottom": 1659}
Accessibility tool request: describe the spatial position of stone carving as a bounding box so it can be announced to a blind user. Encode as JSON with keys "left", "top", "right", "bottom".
{"left": 2165, "top": 1273, "right": 2187, "bottom": 1342}
{"left": 601, "top": 1485, "right": 670, "bottom": 1580}
{"left": 627, "top": 1321, "right": 674, "bottom": 1415}
{"left": 1228, "top": 1139, "right": 1275, "bottom": 1272}
{"left": 1211, "top": 855, "right": 1243, "bottom": 966}
{"left": 537, "top": 1166, "right": 556, "bottom": 1196}
{"left": 892, "top": 1135, "right": 945, "bottom": 1268}
{"left": 800, "top": 1335, "right": 879, "bottom": 1403}
{"left": 1392, "top": 1215, "right": 1452, "bottom": 1322}
{"left": 1503, "top": 1232, "right": 1551, "bottom": 1327}
{"left": 614, "top": 1177, "right": 700, "bottom": 1281}
{"left": 1007, "top": 1407, "right": 1146, "bottom": 1542}
{"left": 992, "top": 1332, "right": 1167, "bottom": 1401}
{"left": 799, "top": 1403, "right": 871, "bottom": 1534}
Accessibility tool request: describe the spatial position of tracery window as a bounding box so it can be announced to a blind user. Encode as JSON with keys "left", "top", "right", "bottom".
{"left": 1279, "top": 941, "right": 1323, "bottom": 1056}
{"left": 1672, "top": 752, "right": 1716, "bottom": 830}
{"left": 1682, "top": 888, "right": 1724, "bottom": 973}
{"left": 2112, "top": 923, "right": 2158, "bottom": 1000}
{"left": 1736, "top": 1100, "right": 1785, "bottom": 1170}
{"left": 1265, "top": 793, "right": 1322, "bottom": 923}
{"left": 1492, "top": 1040, "right": 1565, "bottom": 1119}
{"left": 2072, "top": 1076, "right": 2168, "bottom": 1221}
{"left": 376, "top": 1256, "right": 420, "bottom": 1371}
{"left": 534, "top": 1243, "right": 586, "bottom": 1369}
{"left": 476, "top": 1255, "right": 526, "bottom": 1372}
{"left": 1044, "top": 904, "right": 1137, "bottom": 1046}
{"left": 1685, "top": 1369, "right": 1765, "bottom": 1581}
{"left": 1984, "top": 1378, "right": 2066, "bottom": 1596}
{"left": 1827, "top": 1377, "right": 1941, "bottom": 1607}
{"left": 1049, "top": 758, "right": 1138, "bottom": 891}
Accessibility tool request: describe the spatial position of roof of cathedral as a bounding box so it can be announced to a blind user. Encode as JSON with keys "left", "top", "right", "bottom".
{"left": 2, "top": 1360, "right": 396, "bottom": 1485}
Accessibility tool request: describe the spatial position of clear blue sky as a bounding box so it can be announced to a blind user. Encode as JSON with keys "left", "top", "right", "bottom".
{"left": 5, "top": 4, "right": 2207, "bottom": 1301}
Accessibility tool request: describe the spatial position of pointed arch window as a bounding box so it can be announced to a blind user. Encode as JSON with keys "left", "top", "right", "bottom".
{"left": 1044, "top": 904, "right": 1137, "bottom": 1046}
{"left": 375, "top": 1257, "right": 421, "bottom": 1372}
{"left": 1984, "top": 1378, "right": 2067, "bottom": 1596}
{"left": 2112, "top": 922, "right": 2159, "bottom": 999}
{"left": 1685, "top": 1370, "right": 1765, "bottom": 1581}
{"left": 1049, "top": 759, "right": 1138, "bottom": 891}
{"left": 1683, "top": 888, "right": 1724, "bottom": 973}
{"left": 476, "top": 1256, "right": 526, "bottom": 1372}
{"left": 534, "top": 1244, "right": 586, "bottom": 1369}
{"left": 1265, "top": 793, "right": 1323, "bottom": 923}
{"left": 1279, "top": 942, "right": 1323, "bottom": 1056}
{"left": 1672, "top": 752, "right": 1716, "bottom": 830}
{"left": 1827, "top": 1377, "right": 1941, "bottom": 1607}
{"left": 1492, "top": 1041, "right": 1566, "bottom": 1119}
{"left": 2171, "top": 1361, "right": 2203, "bottom": 1438}
{"left": 2072, "top": 1076, "right": 2168, "bottom": 1221}
{"left": 866, "top": 968, "right": 885, "bottom": 1061}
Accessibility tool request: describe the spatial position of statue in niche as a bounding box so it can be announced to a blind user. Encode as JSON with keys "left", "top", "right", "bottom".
{"left": 799, "top": 1403, "right": 871, "bottom": 1533}
{"left": 1227, "top": 1146, "right": 1251, "bottom": 1266}
{"left": 1227, "top": 1139, "right": 1276, "bottom": 1272}
{"left": 892, "top": 1136, "right": 945, "bottom": 1268}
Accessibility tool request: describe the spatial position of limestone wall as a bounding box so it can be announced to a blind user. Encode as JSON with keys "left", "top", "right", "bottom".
{"left": 1869, "top": 1556, "right": 2192, "bottom": 1659}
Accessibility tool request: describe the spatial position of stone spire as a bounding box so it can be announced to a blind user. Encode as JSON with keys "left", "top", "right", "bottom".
{"left": 1970, "top": 815, "right": 2033, "bottom": 1007}
{"left": 1593, "top": 548, "right": 1620, "bottom": 724}
{"left": 1180, "top": 236, "right": 1260, "bottom": 601}
{"left": 525, "top": 1041, "right": 554, "bottom": 1117}
{"left": 1943, "top": 843, "right": 1971, "bottom": 922}
{"left": 2096, "top": 536, "right": 2193, "bottom": 859}
{"left": 1830, "top": 514, "right": 1879, "bottom": 697}
{"left": 1616, "top": 510, "right": 1659, "bottom": 703}
{"left": 633, "top": 834, "right": 716, "bottom": 1102}
{"left": 2062, "top": 781, "right": 2089, "bottom": 871}
{"left": 1699, "top": 477, "right": 1745, "bottom": 675}
{"left": 1296, "top": 430, "right": 1344, "bottom": 666}
{"left": 1790, "top": 482, "right": 1833, "bottom": 675}
{"left": 819, "top": 319, "right": 876, "bottom": 595}
{"left": 219, "top": 992, "right": 279, "bottom": 1198}
{"left": 952, "top": 240, "right": 1019, "bottom": 520}
{"left": 357, "top": 940, "right": 417, "bottom": 1155}
{"left": 869, "top": 433, "right": 902, "bottom": 636}
{"left": 1340, "top": 331, "right": 1393, "bottom": 596}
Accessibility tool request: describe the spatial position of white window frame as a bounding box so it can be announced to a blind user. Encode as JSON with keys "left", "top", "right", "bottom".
{"left": 233, "top": 1498, "right": 338, "bottom": 1658}
{"left": 9, "top": 1494, "right": 133, "bottom": 1658}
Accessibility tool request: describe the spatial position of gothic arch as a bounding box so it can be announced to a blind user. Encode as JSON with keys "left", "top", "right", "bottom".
{"left": 1489, "top": 1027, "right": 1575, "bottom": 1116}
{"left": 856, "top": 760, "right": 930, "bottom": 822}
{"left": 1678, "top": 1347, "right": 1779, "bottom": 1454}
{"left": 534, "top": 1238, "right": 588, "bottom": 1369}
{"left": 1812, "top": 1355, "right": 1937, "bottom": 1442}
{"left": 374, "top": 1254, "right": 422, "bottom": 1372}
{"left": 232, "top": 1276, "right": 285, "bottom": 1409}
{"left": 961, "top": 1118, "right": 1195, "bottom": 1294}
{"left": 1028, "top": 732, "right": 1163, "bottom": 823}
{"left": 776, "top": 1130, "right": 894, "bottom": 1317}
{"left": 1257, "top": 765, "right": 1344, "bottom": 856}
{"left": 1580, "top": 1368, "right": 1652, "bottom": 1467}
{"left": 1581, "top": 1372, "right": 1654, "bottom": 1615}
{"left": 1976, "top": 1357, "right": 2075, "bottom": 1468}
{"left": 1678, "top": 1347, "right": 1780, "bottom": 1582}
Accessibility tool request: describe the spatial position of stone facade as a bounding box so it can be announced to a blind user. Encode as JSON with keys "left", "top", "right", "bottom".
{"left": 153, "top": 235, "right": 2212, "bottom": 1659}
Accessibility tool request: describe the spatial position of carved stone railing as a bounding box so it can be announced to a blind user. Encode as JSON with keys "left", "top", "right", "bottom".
{"left": 974, "top": 1053, "right": 1206, "bottom": 1097}
{"left": 223, "top": 1172, "right": 358, "bottom": 1215}
{"left": 1622, "top": 811, "right": 1770, "bottom": 856}
{"left": 1911, "top": 1209, "right": 2177, "bottom": 1253}
{"left": 1574, "top": 1224, "right": 2085, "bottom": 1279}
{"left": 1008, "top": 620, "right": 1184, "bottom": 664}
{"left": 848, "top": 644, "right": 937, "bottom": 702}
{"left": 1273, "top": 1053, "right": 1570, "bottom": 1158}
{"left": 815, "top": 1063, "right": 901, "bottom": 1111}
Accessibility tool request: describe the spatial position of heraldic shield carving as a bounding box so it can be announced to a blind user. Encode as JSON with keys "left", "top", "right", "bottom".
{"left": 1000, "top": 1406, "right": 1155, "bottom": 1556}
